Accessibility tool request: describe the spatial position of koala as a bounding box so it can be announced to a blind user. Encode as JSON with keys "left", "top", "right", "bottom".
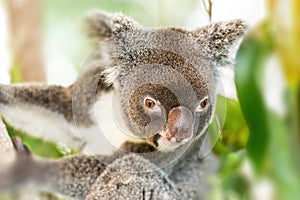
{"left": 0, "top": 10, "right": 246, "bottom": 199}
{"left": 0, "top": 135, "right": 217, "bottom": 200}
{"left": 0, "top": 10, "right": 245, "bottom": 155}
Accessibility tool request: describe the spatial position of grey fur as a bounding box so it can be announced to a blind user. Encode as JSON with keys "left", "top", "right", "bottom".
{"left": 86, "top": 10, "right": 140, "bottom": 42}
{"left": 0, "top": 136, "right": 217, "bottom": 200}
{"left": 0, "top": 10, "right": 245, "bottom": 150}
{"left": 87, "top": 11, "right": 246, "bottom": 150}
{"left": 0, "top": 64, "right": 112, "bottom": 126}
{"left": 85, "top": 154, "right": 182, "bottom": 200}
{"left": 0, "top": 10, "right": 246, "bottom": 199}
{"left": 192, "top": 19, "right": 246, "bottom": 65}
{"left": 0, "top": 63, "right": 113, "bottom": 150}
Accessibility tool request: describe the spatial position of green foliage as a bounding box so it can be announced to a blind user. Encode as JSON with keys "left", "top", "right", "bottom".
{"left": 212, "top": 19, "right": 300, "bottom": 199}
{"left": 209, "top": 96, "right": 250, "bottom": 199}
{"left": 9, "top": 61, "right": 22, "bottom": 83}
{"left": 235, "top": 21, "right": 274, "bottom": 170}
{"left": 3, "top": 119, "right": 74, "bottom": 158}
{"left": 213, "top": 96, "right": 249, "bottom": 154}
{"left": 267, "top": 113, "right": 300, "bottom": 200}
{"left": 233, "top": 20, "right": 300, "bottom": 199}
{"left": 220, "top": 152, "right": 251, "bottom": 200}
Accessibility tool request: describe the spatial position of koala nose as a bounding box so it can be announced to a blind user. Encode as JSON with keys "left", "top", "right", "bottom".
{"left": 167, "top": 106, "right": 193, "bottom": 142}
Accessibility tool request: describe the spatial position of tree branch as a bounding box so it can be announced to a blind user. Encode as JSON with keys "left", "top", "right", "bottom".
{"left": 0, "top": 116, "right": 13, "bottom": 152}
{"left": 202, "top": 0, "right": 213, "bottom": 22}
{"left": 0, "top": 116, "right": 16, "bottom": 164}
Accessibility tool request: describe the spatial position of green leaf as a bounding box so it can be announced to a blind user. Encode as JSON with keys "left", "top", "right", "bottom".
{"left": 267, "top": 112, "right": 300, "bottom": 200}
{"left": 216, "top": 151, "right": 251, "bottom": 200}
{"left": 234, "top": 21, "right": 273, "bottom": 170}
{"left": 211, "top": 96, "right": 249, "bottom": 155}
{"left": 3, "top": 119, "right": 74, "bottom": 158}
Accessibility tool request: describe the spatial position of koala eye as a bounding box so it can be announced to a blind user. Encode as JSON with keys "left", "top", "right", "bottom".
{"left": 144, "top": 97, "right": 156, "bottom": 109}
{"left": 196, "top": 96, "right": 209, "bottom": 112}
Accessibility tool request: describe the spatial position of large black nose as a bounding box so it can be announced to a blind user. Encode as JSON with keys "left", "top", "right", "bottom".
{"left": 167, "top": 106, "right": 193, "bottom": 142}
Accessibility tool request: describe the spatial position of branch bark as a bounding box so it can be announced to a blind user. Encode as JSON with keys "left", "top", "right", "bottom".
{"left": 0, "top": 116, "right": 15, "bottom": 166}
{"left": 202, "top": 0, "right": 213, "bottom": 22}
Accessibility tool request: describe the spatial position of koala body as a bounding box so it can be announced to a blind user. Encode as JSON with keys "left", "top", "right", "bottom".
{"left": 0, "top": 135, "right": 217, "bottom": 200}
{"left": 0, "top": 10, "right": 246, "bottom": 199}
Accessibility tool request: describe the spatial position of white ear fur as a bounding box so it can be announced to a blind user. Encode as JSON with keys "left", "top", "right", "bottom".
{"left": 86, "top": 10, "right": 140, "bottom": 42}
{"left": 193, "top": 19, "right": 247, "bottom": 66}
{"left": 102, "top": 66, "right": 120, "bottom": 85}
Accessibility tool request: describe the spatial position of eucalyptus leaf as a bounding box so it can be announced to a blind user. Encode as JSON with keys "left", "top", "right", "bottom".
{"left": 235, "top": 21, "right": 273, "bottom": 170}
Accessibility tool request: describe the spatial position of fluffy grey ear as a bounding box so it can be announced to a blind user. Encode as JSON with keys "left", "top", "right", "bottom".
{"left": 86, "top": 10, "right": 141, "bottom": 42}
{"left": 193, "top": 20, "right": 247, "bottom": 66}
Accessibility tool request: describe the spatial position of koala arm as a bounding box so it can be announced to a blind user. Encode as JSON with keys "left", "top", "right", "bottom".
{"left": 0, "top": 64, "right": 113, "bottom": 149}
{"left": 0, "top": 83, "right": 85, "bottom": 149}
{"left": 0, "top": 83, "right": 74, "bottom": 120}
{"left": 0, "top": 137, "right": 109, "bottom": 199}
{"left": 0, "top": 64, "right": 112, "bottom": 122}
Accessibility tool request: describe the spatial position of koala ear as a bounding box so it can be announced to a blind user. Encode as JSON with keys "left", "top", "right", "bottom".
{"left": 193, "top": 20, "right": 247, "bottom": 66}
{"left": 86, "top": 10, "right": 141, "bottom": 42}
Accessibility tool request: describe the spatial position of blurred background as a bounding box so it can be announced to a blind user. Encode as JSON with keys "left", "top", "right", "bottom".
{"left": 0, "top": 0, "right": 299, "bottom": 199}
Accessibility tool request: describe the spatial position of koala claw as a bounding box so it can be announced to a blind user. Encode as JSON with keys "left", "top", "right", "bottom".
{"left": 12, "top": 137, "right": 32, "bottom": 157}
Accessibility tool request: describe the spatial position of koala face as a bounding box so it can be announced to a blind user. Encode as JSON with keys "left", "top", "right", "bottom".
{"left": 87, "top": 11, "right": 246, "bottom": 151}
{"left": 115, "top": 51, "right": 216, "bottom": 151}
{"left": 120, "top": 77, "right": 214, "bottom": 152}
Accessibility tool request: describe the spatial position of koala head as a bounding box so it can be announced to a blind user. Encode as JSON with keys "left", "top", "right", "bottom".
{"left": 87, "top": 11, "right": 246, "bottom": 152}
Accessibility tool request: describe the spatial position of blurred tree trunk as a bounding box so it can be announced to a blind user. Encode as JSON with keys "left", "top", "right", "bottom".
{"left": 7, "top": 0, "right": 46, "bottom": 82}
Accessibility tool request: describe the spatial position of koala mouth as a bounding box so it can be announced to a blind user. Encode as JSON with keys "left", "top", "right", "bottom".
{"left": 147, "top": 129, "right": 193, "bottom": 151}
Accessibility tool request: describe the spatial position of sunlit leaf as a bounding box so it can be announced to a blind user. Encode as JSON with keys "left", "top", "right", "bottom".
{"left": 235, "top": 21, "right": 273, "bottom": 170}
{"left": 211, "top": 96, "right": 249, "bottom": 155}
{"left": 3, "top": 120, "right": 75, "bottom": 158}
